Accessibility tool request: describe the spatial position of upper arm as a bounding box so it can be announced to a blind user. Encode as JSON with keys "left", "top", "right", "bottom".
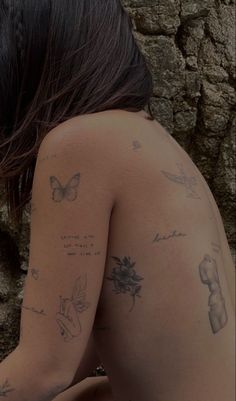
{"left": 19, "top": 120, "right": 115, "bottom": 386}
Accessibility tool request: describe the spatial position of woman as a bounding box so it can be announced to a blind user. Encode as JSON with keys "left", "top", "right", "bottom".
{"left": 0, "top": 1, "right": 235, "bottom": 401}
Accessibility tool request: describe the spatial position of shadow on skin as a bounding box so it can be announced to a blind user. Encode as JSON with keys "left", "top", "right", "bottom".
{"left": 52, "top": 376, "right": 114, "bottom": 401}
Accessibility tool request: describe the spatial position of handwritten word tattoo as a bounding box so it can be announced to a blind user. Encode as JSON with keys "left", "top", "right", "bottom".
{"left": 199, "top": 254, "right": 228, "bottom": 334}
{"left": 38, "top": 153, "right": 57, "bottom": 163}
{"left": 56, "top": 275, "right": 90, "bottom": 342}
{"left": 153, "top": 230, "right": 187, "bottom": 243}
{"left": 49, "top": 173, "right": 80, "bottom": 202}
{"left": 132, "top": 140, "right": 142, "bottom": 151}
{"left": 30, "top": 268, "right": 40, "bottom": 280}
{"left": 161, "top": 163, "right": 201, "bottom": 199}
{"left": 61, "top": 234, "right": 101, "bottom": 257}
{"left": 0, "top": 379, "right": 15, "bottom": 397}
{"left": 22, "top": 305, "right": 47, "bottom": 316}
{"left": 107, "top": 256, "right": 144, "bottom": 312}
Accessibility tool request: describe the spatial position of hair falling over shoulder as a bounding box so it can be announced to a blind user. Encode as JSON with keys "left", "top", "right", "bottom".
{"left": 0, "top": 0, "right": 154, "bottom": 228}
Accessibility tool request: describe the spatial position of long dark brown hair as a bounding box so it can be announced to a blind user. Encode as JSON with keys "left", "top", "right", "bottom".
{"left": 0, "top": 0, "right": 154, "bottom": 228}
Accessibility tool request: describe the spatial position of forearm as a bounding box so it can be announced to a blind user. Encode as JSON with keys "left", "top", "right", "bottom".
{"left": 0, "top": 347, "right": 67, "bottom": 401}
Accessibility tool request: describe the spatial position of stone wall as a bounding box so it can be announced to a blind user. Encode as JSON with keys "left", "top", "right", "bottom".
{"left": 0, "top": 0, "right": 235, "bottom": 362}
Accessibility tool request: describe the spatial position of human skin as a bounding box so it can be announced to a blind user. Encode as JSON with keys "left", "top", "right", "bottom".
{"left": 0, "top": 110, "right": 234, "bottom": 401}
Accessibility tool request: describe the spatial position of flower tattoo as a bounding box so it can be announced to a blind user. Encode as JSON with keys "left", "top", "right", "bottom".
{"left": 107, "top": 256, "right": 144, "bottom": 312}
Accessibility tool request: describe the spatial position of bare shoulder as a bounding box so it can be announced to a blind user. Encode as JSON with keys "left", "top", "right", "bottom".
{"left": 39, "top": 109, "right": 151, "bottom": 151}
{"left": 37, "top": 109, "right": 159, "bottom": 175}
{"left": 34, "top": 110, "right": 157, "bottom": 205}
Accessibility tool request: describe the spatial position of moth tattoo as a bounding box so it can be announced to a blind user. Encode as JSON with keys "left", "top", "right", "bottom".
{"left": 49, "top": 173, "right": 80, "bottom": 202}
{"left": 107, "top": 256, "right": 144, "bottom": 312}
{"left": 56, "top": 275, "right": 90, "bottom": 342}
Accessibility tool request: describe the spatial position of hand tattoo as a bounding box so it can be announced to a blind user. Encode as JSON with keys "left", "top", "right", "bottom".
{"left": 56, "top": 275, "right": 90, "bottom": 342}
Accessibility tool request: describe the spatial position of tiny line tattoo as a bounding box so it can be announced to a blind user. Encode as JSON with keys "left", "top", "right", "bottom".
{"left": 30, "top": 268, "right": 39, "bottom": 280}
{"left": 161, "top": 163, "right": 201, "bottom": 199}
{"left": 132, "top": 140, "right": 142, "bottom": 151}
{"left": 107, "top": 256, "right": 144, "bottom": 312}
{"left": 153, "top": 230, "right": 187, "bottom": 243}
{"left": 56, "top": 275, "right": 90, "bottom": 342}
{"left": 211, "top": 242, "right": 221, "bottom": 253}
{"left": 50, "top": 173, "right": 80, "bottom": 202}
{"left": 22, "top": 305, "right": 47, "bottom": 316}
{"left": 199, "top": 254, "right": 228, "bottom": 334}
{"left": 0, "top": 379, "right": 15, "bottom": 396}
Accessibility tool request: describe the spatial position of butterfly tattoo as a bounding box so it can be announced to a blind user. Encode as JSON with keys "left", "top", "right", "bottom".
{"left": 49, "top": 173, "right": 81, "bottom": 202}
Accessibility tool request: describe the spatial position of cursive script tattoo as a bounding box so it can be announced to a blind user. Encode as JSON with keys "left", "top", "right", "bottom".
{"left": 199, "top": 254, "right": 228, "bottom": 334}
{"left": 153, "top": 230, "right": 187, "bottom": 243}
{"left": 0, "top": 379, "right": 15, "bottom": 396}
{"left": 161, "top": 163, "right": 201, "bottom": 199}
{"left": 56, "top": 275, "right": 90, "bottom": 342}
{"left": 132, "top": 140, "right": 142, "bottom": 151}
{"left": 50, "top": 173, "right": 80, "bottom": 202}
{"left": 30, "top": 268, "right": 40, "bottom": 280}
{"left": 107, "top": 256, "right": 144, "bottom": 312}
{"left": 22, "top": 305, "right": 47, "bottom": 316}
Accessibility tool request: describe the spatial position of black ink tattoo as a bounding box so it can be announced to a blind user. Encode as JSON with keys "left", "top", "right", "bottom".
{"left": 199, "top": 254, "right": 228, "bottom": 334}
{"left": 107, "top": 256, "right": 144, "bottom": 312}
{"left": 0, "top": 379, "right": 15, "bottom": 396}
{"left": 50, "top": 173, "right": 80, "bottom": 202}
{"left": 132, "top": 140, "right": 142, "bottom": 151}
{"left": 30, "top": 268, "right": 39, "bottom": 280}
{"left": 211, "top": 242, "right": 221, "bottom": 254}
{"left": 153, "top": 230, "right": 187, "bottom": 243}
{"left": 22, "top": 305, "right": 46, "bottom": 316}
{"left": 161, "top": 163, "right": 201, "bottom": 199}
{"left": 38, "top": 154, "right": 57, "bottom": 163}
{"left": 56, "top": 275, "right": 90, "bottom": 342}
{"left": 60, "top": 234, "right": 101, "bottom": 257}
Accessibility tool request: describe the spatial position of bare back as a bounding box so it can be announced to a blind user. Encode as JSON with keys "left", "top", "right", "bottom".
{"left": 93, "top": 111, "right": 235, "bottom": 401}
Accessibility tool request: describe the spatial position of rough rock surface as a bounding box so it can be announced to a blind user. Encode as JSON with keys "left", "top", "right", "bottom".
{"left": 0, "top": 0, "right": 235, "bottom": 361}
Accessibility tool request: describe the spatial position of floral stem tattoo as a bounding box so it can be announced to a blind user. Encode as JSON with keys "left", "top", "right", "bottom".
{"left": 0, "top": 379, "right": 15, "bottom": 397}
{"left": 56, "top": 275, "right": 90, "bottom": 342}
{"left": 199, "top": 254, "right": 228, "bottom": 334}
{"left": 161, "top": 163, "right": 201, "bottom": 199}
{"left": 107, "top": 256, "right": 144, "bottom": 312}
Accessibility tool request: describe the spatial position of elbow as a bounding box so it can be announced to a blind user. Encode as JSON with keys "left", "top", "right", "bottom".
{"left": 17, "top": 345, "right": 73, "bottom": 397}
